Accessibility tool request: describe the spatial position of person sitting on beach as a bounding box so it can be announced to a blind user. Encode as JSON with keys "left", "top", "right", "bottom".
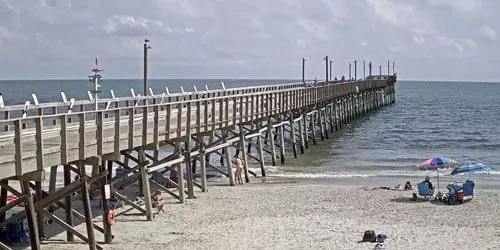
{"left": 235, "top": 155, "right": 245, "bottom": 185}
{"left": 404, "top": 181, "right": 414, "bottom": 190}
{"left": 151, "top": 190, "right": 166, "bottom": 213}
{"left": 423, "top": 176, "right": 435, "bottom": 195}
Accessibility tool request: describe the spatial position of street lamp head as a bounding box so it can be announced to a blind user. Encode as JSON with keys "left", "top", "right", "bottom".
{"left": 145, "top": 39, "right": 150, "bottom": 43}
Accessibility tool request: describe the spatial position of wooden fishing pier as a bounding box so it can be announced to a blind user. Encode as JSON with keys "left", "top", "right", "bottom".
{"left": 0, "top": 72, "right": 396, "bottom": 249}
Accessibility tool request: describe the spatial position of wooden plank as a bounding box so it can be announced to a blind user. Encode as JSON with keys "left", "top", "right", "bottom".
{"left": 111, "top": 190, "right": 147, "bottom": 215}
{"left": 79, "top": 112, "right": 86, "bottom": 159}
{"left": 128, "top": 107, "right": 134, "bottom": 149}
{"left": 153, "top": 105, "right": 159, "bottom": 147}
{"left": 14, "top": 120, "right": 22, "bottom": 175}
{"left": 35, "top": 117, "right": 44, "bottom": 169}
{"left": 138, "top": 148, "right": 153, "bottom": 221}
{"left": 142, "top": 106, "right": 148, "bottom": 147}
{"left": 114, "top": 109, "right": 121, "bottom": 155}
{"left": 60, "top": 114, "right": 68, "bottom": 164}
{"left": 165, "top": 103, "right": 171, "bottom": 140}
{"left": 21, "top": 180, "right": 40, "bottom": 250}
{"left": 97, "top": 111, "right": 103, "bottom": 155}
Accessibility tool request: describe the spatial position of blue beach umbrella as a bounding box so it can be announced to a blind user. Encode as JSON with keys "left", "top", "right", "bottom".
{"left": 451, "top": 162, "right": 492, "bottom": 175}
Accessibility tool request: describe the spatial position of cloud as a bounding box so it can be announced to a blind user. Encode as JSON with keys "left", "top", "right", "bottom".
{"left": 0, "top": 0, "right": 498, "bottom": 81}
{"left": 103, "top": 15, "right": 164, "bottom": 36}
{"left": 478, "top": 25, "right": 497, "bottom": 41}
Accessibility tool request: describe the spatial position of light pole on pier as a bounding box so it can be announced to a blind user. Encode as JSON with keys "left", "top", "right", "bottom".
{"left": 387, "top": 60, "right": 390, "bottom": 76}
{"left": 368, "top": 62, "right": 372, "bottom": 76}
{"left": 302, "top": 58, "right": 307, "bottom": 84}
{"left": 392, "top": 61, "right": 395, "bottom": 75}
{"left": 89, "top": 58, "right": 103, "bottom": 111}
{"left": 324, "top": 56, "right": 329, "bottom": 84}
{"left": 329, "top": 60, "right": 333, "bottom": 81}
{"left": 354, "top": 60, "right": 357, "bottom": 80}
{"left": 143, "top": 39, "right": 152, "bottom": 98}
{"left": 379, "top": 65, "right": 382, "bottom": 76}
{"left": 348, "top": 62, "right": 352, "bottom": 80}
{"left": 363, "top": 60, "right": 366, "bottom": 79}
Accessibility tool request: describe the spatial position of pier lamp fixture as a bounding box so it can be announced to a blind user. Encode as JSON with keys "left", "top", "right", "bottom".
{"left": 348, "top": 62, "right": 352, "bottom": 80}
{"left": 143, "top": 39, "right": 152, "bottom": 98}
{"left": 302, "top": 58, "right": 307, "bottom": 84}
{"left": 363, "top": 60, "right": 366, "bottom": 79}
{"left": 354, "top": 60, "right": 357, "bottom": 80}
{"left": 324, "top": 56, "right": 329, "bottom": 84}
{"left": 329, "top": 60, "right": 333, "bottom": 81}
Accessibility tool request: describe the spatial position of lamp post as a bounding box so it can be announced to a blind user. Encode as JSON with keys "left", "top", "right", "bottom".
{"left": 354, "top": 60, "right": 357, "bottom": 80}
{"left": 143, "top": 39, "right": 152, "bottom": 98}
{"left": 363, "top": 60, "right": 366, "bottom": 79}
{"left": 348, "top": 62, "right": 352, "bottom": 80}
{"left": 324, "top": 56, "right": 329, "bottom": 84}
{"left": 89, "top": 58, "right": 103, "bottom": 111}
{"left": 302, "top": 58, "right": 307, "bottom": 84}
{"left": 329, "top": 60, "right": 332, "bottom": 81}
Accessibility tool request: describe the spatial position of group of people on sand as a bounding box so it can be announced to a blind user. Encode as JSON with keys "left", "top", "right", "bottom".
{"left": 401, "top": 176, "right": 435, "bottom": 193}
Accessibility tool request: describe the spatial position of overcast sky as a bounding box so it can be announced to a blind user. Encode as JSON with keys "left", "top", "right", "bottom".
{"left": 0, "top": 0, "right": 498, "bottom": 81}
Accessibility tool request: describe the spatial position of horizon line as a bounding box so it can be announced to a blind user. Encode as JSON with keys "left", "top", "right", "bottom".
{"left": 0, "top": 77, "right": 498, "bottom": 83}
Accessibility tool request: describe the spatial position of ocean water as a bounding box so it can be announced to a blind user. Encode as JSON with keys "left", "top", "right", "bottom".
{"left": 1, "top": 79, "right": 498, "bottom": 190}
{"left": 272, "top": 81, "right": 500, "bottom": 189}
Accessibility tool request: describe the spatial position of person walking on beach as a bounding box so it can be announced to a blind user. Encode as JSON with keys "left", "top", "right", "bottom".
{"left": 235, "top": 155, "right": 245, "bottom": 185}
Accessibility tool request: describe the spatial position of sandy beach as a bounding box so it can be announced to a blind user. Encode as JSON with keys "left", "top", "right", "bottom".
{"left": 31, "top": 176, "right": 500, "bottom": 250}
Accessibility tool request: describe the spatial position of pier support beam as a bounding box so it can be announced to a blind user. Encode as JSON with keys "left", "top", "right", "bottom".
{"left": 199, "top": 135, "right": 207, "bottom": 191}
{"left": 21, "top": 180, "right": 40, "bottom": 250}
{"left": 278, "top": 117, "right": 286, "bottom": 164}
{"left": 267, "top": 119, "right": 277, "bottom": 166}
{"left": 78, "top": 162, "right": 97, "bottom": 250}
{"left": 100, "top": 160, "right": 113, "bottom": 243}
{"left": 223, "top": 130, "right": 235, "bottom": 186}
{"left": 63, "top": 165, "right": 74, "bottom": 242}
{"left": 138, "top": 149, "right": 153, "bottom": 220}
{"left": 238, "top": 124, "right": 250, "bottom": 183}
{"left": 289, "top": 113, "right": 298, "bottom": 158}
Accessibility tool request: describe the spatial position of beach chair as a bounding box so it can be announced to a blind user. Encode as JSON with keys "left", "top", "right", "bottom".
{"left": 446, "top": 183, "right": 464, "bottom": 205}
{"left": 417, "top": 182, "right": 432, "bottom": 200}
{"left": 463, "top": 180, "right": 475, "bottom": 200}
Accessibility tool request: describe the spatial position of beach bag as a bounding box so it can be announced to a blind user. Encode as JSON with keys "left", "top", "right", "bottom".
{"left": 362, "top": 230, "right": 376, "bottom": 242}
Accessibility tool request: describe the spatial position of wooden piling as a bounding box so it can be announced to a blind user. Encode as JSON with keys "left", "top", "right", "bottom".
{"left": 267, "top": 119, "right": 277, "bottom": 166}
{"left": 278, "top": 117, "right": 286, "bottom": 164}
{"left": 238, "top": 124, "right": 250, "bottom": 183}
{"left": 99, "top": 160, "right": 112, "bottom": 243}
{"left": 199, "top": 135, "right": 207, "bottom": 192}
{"left": 223, "top": 130, "right": 235, "bottom": 186}
{"left": 78, "top": 162, "right": 97, "bottom": 250}
{"left": 21, "top": 180, "right": 40, "bottom": 250}
{"left": 63, "top": 164, "right": 74, "bottom": 242}
{"left": 289, "top": 113, "right": 298, "bottom": 158}
{"left": 138, "top": 149, "right": 153, "bottom": 220}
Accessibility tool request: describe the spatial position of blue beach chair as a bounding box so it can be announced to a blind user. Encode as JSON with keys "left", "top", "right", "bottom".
{"left": 417, "top": 182, "right": 432, "bottom": 200}
{"left": 446, "top": 183, "right": 463, "bottom": 205}
{"left": 463, "top": 180, "right": 475, "bottom": 200}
